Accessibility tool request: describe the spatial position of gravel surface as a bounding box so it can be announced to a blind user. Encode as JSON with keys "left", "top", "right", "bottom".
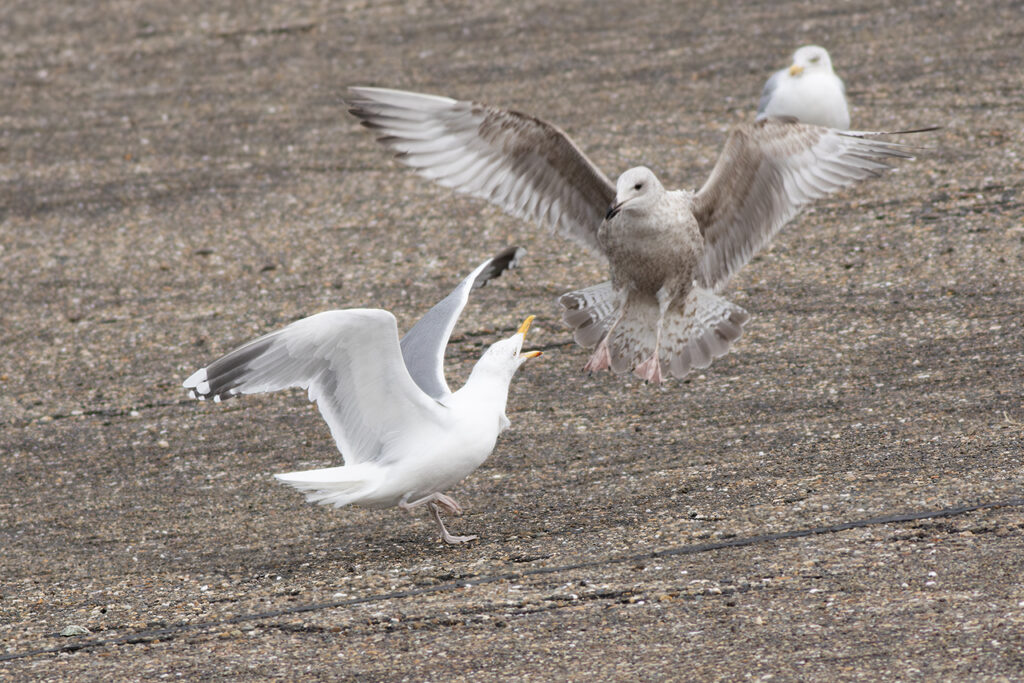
{"left": 2, "top": 0, "right": 1023, "bottom": 679}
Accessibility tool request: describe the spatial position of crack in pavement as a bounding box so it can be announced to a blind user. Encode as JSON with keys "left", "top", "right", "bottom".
{"left": 3, "top": 497, "right": 1021, "bottom": 663}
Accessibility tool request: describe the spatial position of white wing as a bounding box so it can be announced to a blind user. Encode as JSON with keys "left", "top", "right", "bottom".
{"left": 183, "top": 309, "right": 446, "bottom": 465}
{"left": 346, "top": 87, "right": 616, "bottom": 256}
{"left": 693, "top": 120, "right": 927, "bottom": 291}
{"left": 400, "top": 246, "right": 524, "bottom": 399}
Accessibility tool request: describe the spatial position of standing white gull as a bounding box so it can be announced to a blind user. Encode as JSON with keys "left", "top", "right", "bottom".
{"left": 757, "top": 45, "right": 850, "bottom": 130}
{"left": 346, "top": 86, "right": 932, "bottom": 382}
{"left": 182, "top": 247, "right": 540, "bottom": 544}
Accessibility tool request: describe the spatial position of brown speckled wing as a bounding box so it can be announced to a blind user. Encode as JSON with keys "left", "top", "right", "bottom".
{"left": 347, "top": 87, "right": 616, "bottom": 257}
{"left": 692, "top": 119, "right": 918, "bottom": 291}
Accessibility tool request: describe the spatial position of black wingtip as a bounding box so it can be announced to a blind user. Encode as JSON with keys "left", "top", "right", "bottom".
{"left": 472, "top": 246, "right": 526, "bottom": 289}
{"left": 886, "top": 125, "right": 942, "bottom": 135}
{"left": 838, "top": 125, "right": 942, "bottom": 139}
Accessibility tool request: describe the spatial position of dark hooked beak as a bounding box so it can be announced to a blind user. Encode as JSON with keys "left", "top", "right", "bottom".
{"left": 605, "top": 201, "right": 622, "bottom": 220}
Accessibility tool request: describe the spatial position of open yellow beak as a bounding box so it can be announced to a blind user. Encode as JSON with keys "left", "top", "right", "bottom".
{"left": 789, "top": 64, "right": 804, "bottom": 77}
{"left": 516, "top": 315, "right": 542, "bottom": 359}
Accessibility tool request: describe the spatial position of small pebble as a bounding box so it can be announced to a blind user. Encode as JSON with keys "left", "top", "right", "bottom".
{"left": 60, "top": 625, "right": 91, "bottom": 637}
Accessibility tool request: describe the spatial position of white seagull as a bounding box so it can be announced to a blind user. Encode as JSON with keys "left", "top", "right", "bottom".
{"left": 182, "top": 247, "right": 541, "bottom": 544}
{"left": 757, "top": 45, "right": 850, "bottom": 130}
{"left": 346, "top": 86, "right": 931, "bottom": 382}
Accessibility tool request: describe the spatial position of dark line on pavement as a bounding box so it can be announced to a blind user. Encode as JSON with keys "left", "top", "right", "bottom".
{"left": 3, "top": 497, "right": 1021, "bottom": 663}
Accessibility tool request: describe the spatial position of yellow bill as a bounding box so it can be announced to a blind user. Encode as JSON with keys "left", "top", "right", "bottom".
{"left": 517, "top": 315, "right": 542, "bottom": 359}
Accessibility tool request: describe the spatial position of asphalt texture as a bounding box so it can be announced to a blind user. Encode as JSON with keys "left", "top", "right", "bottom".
{"left": 2, "top": 0, "right": 1023, "bottom": 679}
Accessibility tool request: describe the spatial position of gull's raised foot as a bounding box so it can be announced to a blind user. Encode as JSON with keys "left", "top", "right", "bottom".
{"left": 399, "top": 492, "right": 461, "bottom": 514}
{"left": 634, "top": 356, "right": 664, "bottom": 384}
{"left": 434, "top": 493, "right": 463, "bottom": 515}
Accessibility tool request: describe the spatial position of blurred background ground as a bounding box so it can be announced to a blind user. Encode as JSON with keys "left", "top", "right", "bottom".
{"left": 1, "top": 0, "right": 1023, "bottom": 679}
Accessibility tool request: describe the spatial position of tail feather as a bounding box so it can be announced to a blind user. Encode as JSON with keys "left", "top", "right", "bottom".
{"left": 560, "top": 282, "right": 749, "bottom": 379}
{"left": 559, "top": 281, "right": 618, "bottom": 348}
{"left": 274, "top": 465, "right": 373, "bottom": 508}
{"left": 608, "top": 298, "right": 658, "bottom": 373}
{"left": 662, "top": 287, "right": 749, "bottom": 378}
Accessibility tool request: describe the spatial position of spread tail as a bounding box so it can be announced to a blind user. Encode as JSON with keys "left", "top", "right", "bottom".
{"left": 560, "top": 282, "right": 749, "bottom": 379}
{"left": 274, "top": 464, "right": 375, "bottom": 508}
{"left": 660, "top": 287, "right": 749, "bottom": 378}
{"left": 559, "top": 281, "right": 618, "bottom": 348}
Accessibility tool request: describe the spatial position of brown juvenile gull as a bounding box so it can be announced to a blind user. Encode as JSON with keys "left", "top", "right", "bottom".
{"left": 183, "top": 247, "right": 540, "bottom": 544}
{"left": 346, "top": 87, "right": 931, "bottom": 383}
{"left": 757, "top": 45, "right": 850, "bottom": 130}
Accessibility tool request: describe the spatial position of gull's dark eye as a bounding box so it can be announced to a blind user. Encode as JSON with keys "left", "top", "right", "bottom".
{"left": 634, "top": 182, "right": 643, "bottom": 190}
{"left": 810, "top": 56, "right": 821, "bottom": 63}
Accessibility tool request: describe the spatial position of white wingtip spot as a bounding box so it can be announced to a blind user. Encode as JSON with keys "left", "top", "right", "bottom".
{"left": 182, "top": 368, "right": 207, "bottom": 388}
{"left": 213, "top": 395, "right": 221, "bottom": 403}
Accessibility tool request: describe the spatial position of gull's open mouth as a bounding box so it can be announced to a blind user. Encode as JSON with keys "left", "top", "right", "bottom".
{"left": 516, "top": 315, "right": 542, "bottom": 359}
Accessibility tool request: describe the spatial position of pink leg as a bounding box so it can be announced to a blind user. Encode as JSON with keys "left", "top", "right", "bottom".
{"left": 429, "top": 503, "right": 477, "bottom": 544}
{"left": 633, "top": 290, "right": 672, "bottom": 383}
{"left": 584, "top": 303, "right": 627, "bottom": 374}
{"left": 399, "top": 493, "right": 476, "bottom": 543}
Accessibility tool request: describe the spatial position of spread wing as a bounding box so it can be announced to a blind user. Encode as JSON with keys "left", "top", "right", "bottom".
{"left": 346, "top": 87, "right": 616, "bottom": 256}
{"left": 400, "top": 246, "right": 524, "bottom": 399}
{"left": 693, "top": 119, "right": 926, "bottom": 291}
{"left": 183, "top": 309, "right": 445, "bottom": 465}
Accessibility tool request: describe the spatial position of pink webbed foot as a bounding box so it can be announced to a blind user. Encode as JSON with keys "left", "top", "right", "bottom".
{"left": 634, "top": 355, "right": 664, "bottom": 384}
{"left": 433, "top": 493, "right": 463, "bottom": 515}
{"left": 583, "top": 342, "right": 612, "bottom": 373}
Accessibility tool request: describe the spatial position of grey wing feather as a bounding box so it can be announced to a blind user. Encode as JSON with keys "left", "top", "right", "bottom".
{"left": 400, "top": 246, "right": 525, "bottom": 399}
{"left": 692, "top": 120, "right": 920, "bottom": 291}
{"left": 346, "top": 87, "right": 616, "bottom": 256}
{"left": 183, "top": 309, "right": 444, "bottom": 465}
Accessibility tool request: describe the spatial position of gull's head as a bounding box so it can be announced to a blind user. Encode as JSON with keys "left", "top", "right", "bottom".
{"left": 788, "top": 45, "right": 834, "bottom": 77}
{"left": 606, "top": 167, "right": 663, "bottom": 220}
{"left": 473, "top": 315, "right": 543, "bottom": 381}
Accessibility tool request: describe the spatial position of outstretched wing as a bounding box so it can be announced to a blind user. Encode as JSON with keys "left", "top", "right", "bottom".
{"left": 400, "top": 246, "right": 525, "bottom": 399}
{"left": 183, "top": 309, "right": 445, "bottom": 465}
{"left": 346, "top": 87, "right": 616, "bottom": 256}
{"left": 693, "top": 119, "right": 930, "bottom": 291}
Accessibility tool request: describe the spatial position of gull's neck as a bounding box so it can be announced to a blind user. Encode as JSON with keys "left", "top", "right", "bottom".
{"left": 449, "top": 366, "right": 513, "bottom": 414}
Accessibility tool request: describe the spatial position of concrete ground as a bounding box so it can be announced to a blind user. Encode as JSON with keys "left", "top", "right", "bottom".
{"left": 2, "top": 0, "right": 1023, "bottom": 679}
